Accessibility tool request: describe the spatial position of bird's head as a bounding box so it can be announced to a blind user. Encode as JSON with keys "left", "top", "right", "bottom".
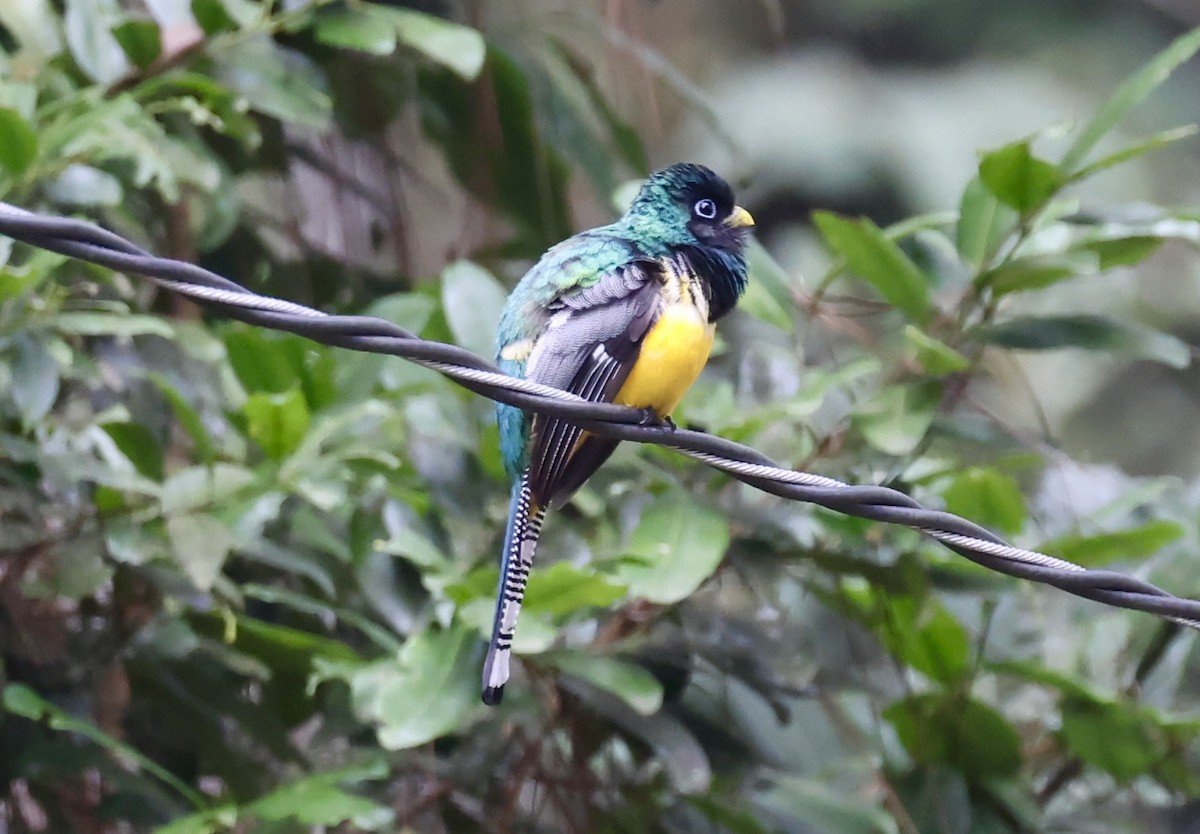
{"left": 623, "top": 163, "right": 755, "bottom": 255}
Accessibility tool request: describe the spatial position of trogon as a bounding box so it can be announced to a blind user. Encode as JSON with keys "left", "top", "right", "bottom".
{"left": 484, "top": 162, "right": 754, "bottom": 705}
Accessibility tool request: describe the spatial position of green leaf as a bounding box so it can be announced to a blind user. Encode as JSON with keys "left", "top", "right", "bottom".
{"left": 906, "top": 607, "right": 971, "bottom": 684}
{"left": 1041, "top": 520, "right": 1184, "bottom": 568}
{"left": 225, "top": 328, "right": 326, "bottom": 405}
{"left": 377, "top": 526, "right": 446, "bottom": 570}
{"left": 440, "top": 260, "right": 507, "bottom": 358}
{"left": 161, "top": 463, "right": 255, "bottom": 514}
{"left": 1061, "top": 26, "right": 1200, "bottom": 173}
{"left": 373, "top": 5, "right": 486, "bottom": 80}
{"left": 1069, "top": 124, "right": 1199, "bottom": 182}
{"left": 853, "top": 383, "right": 937, "bottom": 456}
{"left": 214, "top": 0, "right": 258, "bottom": 27}
{"left": 617, "top": 491, "right": 730, "bottom": 604}
{"left": 314, "top": 9, "right": 397, "bottom": 55}
{"left": 0, "top": 108, "right": 37, "bottom": 175}
{"left": 884, "top": 210, "right": 958, "bottom": 242}
{"left": 981, "top": 251, "right": 1098, "bottom": 296}
{"left": 11, "top": 335, "right": 59, "bottom": 428}
{"left": 243, "top": 387, "right": 310, "bottom": 460}
{"left": 102, "top": 422, "right": 165, "bottom": 481}
{"left": 1067, "top": 208, "right": 1200, "bottom": 245}
{"left": 0, "top": 1, "right": 60, "bottom": 66}
{"left": 550, "top": 653, "right": 664, "bottom": 715}
{"left": 988, "top": 659, "right": 1102, "bottom": 701}
{"left": 741, "top": 239, "right": 796, "bottom": 331}
{"left": 198, "top": 613, "right": 360, "bottom": 672}
{"left": 191, "top": 0, "right": 238, "bottom": 34}
{"left": 318, "top": 624, "right": 477, "bottom": 749}
{"left": 957, "top": 177, "right": 1018, "bottom": 267}
{"left": 882, "top": 597, "right": 972, "bottom": 684}
{"left": 45, "top": 164, "right": 123, "bottom": 206}
{"left": 974, "top": 314, "right": 1191, "bottom": 368}
{"left": 756, "top": 776, "right": 900, "bottom": 834}
{"left": 223, "top": 329, "right": 300, "bottom": 394}
{"left": 153, "top": 809, "right": 236, "bottom": 834}
{"left": 813, "top": 211, "right": 931, "bottom": 322}
{"left": 112, "top": 19, "right": 162, "bottom": 68}
{"left": 167, "top": 513, "right": 234, "bottom": 590}
{"left": 244, "top": 584, "right": 402, "bottom": 653}
{"left": 903, "top": 325, "right": 970, "bottom": 376}
{"left": 216, "top": 38, "right": 331, "bottom": 129}
{"left": 442, "top": 566, "right": 500, "bottom": 607}
{"left": 1077, "top": 236, "right": 1164, "bottom": 270}
{"left": 1060, "top": 699, "right": 1164, "bottom": 780}
{"left": 942, "top": 467, "right": 1026, "bottom": 537}
{"left": 63, "top": 0, "right": 129, "bottom": 84}
{"left": 148, "top": 373, "right": 215, "bottom": 464}
{"left": 248, "top": 765, "right": 392, "bottom": 829}
{"left": 978, "top": 141, "right": 1062, "bottom": 213}
{"left": 134, "top": 71, "right": 260, "bottom": 144}
{"left": 2, "top": 683, "right": 47, "bottom": 718}
{"left": 0, "top": 248, "right": 62, "bottom": 302}
{"left": 318, "top": 3, "right": 485, "bottom": 78}
{"left": 36, "top": 93, "right": 180, "bottom": 199}
{"left": 49, "top": 311, "right": 175, "bottom": 338}
{"left": 523, "top": 561, "right": 626, "bottom": 617}
{"left": 885, "top": 693, "right": 1022, "bottom": 779}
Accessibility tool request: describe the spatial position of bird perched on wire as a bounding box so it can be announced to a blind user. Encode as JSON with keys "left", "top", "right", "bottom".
{"left": 483, "top": 163, "right": 755, "bottom": 705}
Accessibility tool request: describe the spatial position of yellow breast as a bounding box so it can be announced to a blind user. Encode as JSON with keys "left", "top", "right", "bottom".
{"left": 615, "top": 302, "right": 716, "bottom": 418}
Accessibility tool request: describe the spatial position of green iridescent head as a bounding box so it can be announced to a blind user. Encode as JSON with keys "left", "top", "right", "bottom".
{"left": 622, "top": 163, "right": 755, "bottom": 255}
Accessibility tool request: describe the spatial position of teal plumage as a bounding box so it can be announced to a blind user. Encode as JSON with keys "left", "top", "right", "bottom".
{"left": 484, "top": 163, "right": 754, "bottom": 705}
{"left": 494, "top": 234, "right": 639, "bottom": 475}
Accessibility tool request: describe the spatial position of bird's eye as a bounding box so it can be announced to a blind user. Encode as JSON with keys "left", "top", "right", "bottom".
{"left": 693, "top": 198, "right": 718, "bottom": 220}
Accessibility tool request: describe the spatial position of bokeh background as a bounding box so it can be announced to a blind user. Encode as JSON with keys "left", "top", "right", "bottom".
{"left": 2, "top": 0, "right": 1200, "bottom": 832}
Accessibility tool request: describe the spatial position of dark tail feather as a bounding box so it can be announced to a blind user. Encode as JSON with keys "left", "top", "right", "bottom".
{"left": 482, "top": 474, "right": 545, "bottom": 705}
{"left": 548, "top": 436, "right": 619, "bottom": 510}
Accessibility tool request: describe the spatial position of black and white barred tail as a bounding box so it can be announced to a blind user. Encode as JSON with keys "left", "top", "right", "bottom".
{"left": 482, "top": 474, "right": 545, "bottom": 705}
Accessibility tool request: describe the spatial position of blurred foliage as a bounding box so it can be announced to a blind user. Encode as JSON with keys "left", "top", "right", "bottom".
{"left": 2, "top": 1, "right": 1200, "bottom": 833}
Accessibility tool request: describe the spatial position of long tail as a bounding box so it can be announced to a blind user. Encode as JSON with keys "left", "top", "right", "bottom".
{"left": 481, "top": 473, "right": 545, "bottom": 705}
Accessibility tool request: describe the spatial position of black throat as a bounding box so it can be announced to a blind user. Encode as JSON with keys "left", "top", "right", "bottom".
{"left": 679, "top": 245, "right": 749, "bottom": 322}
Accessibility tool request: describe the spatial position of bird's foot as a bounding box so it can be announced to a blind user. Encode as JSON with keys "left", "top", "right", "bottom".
{"left": 635, "top": 410, "right": 678, "bottom": 432}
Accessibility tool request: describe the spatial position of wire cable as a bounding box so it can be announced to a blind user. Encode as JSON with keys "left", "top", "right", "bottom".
{"left": 2, "top": 202, "right": 1198, "bottom": 628}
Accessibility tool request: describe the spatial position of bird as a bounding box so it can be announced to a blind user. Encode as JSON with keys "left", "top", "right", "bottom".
{"left": 483, "top": 162, "right": 755, "bottom": 705}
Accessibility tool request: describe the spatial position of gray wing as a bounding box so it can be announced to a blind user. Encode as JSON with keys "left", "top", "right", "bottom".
{"left": 524, "top": 261, "right": 662, "bottom": 507}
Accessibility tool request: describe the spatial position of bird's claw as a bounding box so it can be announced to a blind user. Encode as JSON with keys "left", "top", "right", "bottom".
{"left": 636, "top": 409, "right": 677, "bottom": 431}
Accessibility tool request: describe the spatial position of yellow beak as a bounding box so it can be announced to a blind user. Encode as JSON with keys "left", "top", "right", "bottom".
{"left": 725, "top": 205, "right": 755, "bottom": 229}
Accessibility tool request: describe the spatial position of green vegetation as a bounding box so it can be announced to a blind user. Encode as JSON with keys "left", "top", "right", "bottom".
{"left": 2, "top": 2, "right": 1200, "bottom": 832}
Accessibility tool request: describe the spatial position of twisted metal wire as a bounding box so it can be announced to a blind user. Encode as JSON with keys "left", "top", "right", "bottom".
{"left": 2, "top": 202, "right": 1198, "bottom": 627}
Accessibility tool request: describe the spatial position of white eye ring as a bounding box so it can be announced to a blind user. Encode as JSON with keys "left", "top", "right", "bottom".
{"left": 693, "top": 198, "right": 717, "bottom": 220}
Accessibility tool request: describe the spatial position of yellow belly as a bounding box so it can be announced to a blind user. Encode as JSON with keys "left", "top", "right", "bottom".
{"left": 615, "top": 303, "right": 716, "bottom": 417}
